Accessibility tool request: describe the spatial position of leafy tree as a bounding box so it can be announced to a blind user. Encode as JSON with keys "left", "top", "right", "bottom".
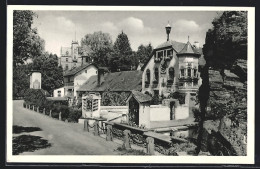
{"left": 13, "top": 10, "right": 45, "bottom": 67}
{"left": 203, "top": 11, "right": 247, "bottom": 71}
{"left": 13, "top": 64, "right": 31, "bottom": 98}
{"left": 136, "top": 43, "right": 153, "bottom": 65}
{"left": 195, "top": 11, "right": 248, "bottom": 155}
{"left": 110, "top": 31, "right": 133, "bottom": 71}
{"left": 81, "top": 31, "right": 113, "bottom": 67}
{"left": 31, "top": 53, "right": 64, "bottom": 94}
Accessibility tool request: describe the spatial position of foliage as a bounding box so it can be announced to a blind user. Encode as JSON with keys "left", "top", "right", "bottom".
{"left": 30, "top": 53, "right": 64, "bottom": 94}
{"left": 13, "top": 64, "right": 30, "bottom": 98}
{"left": 136, "top": 43, "right": 153, "bottom": 65}
{"left": 203, "top": 11, "right": 247, "bottom": 70}
{"left": 151, "top": 94, "right": 160, "bottom": 105}
{"left": 101, "top": 92, "right": 130, "bottom": 106}
{"left": 13, "top": 10, "right": 45, "bottom": 67}
{"left": 169, "top": 92, "right": 186, "bottom": 105}
{"left": 115, "top": 146, "right": 146, "bottom": 155}
{"left": 67, "top": 107, "right": 82, "bottom": 122}
{"left": 109, "top": 31, "right": 134, "bottom": 71}
{"left": 24, "top": 89, "right": 49, "bottom": 107}
{"left": 81, "top": 31, "right": 113, "bottom": 67}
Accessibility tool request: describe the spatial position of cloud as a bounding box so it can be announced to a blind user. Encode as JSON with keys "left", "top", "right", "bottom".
{"left": 55, "top": 16, "right": 76, "bottom": 31}
{"left": 174, "top": 20, "right": 201, "bottom": 33}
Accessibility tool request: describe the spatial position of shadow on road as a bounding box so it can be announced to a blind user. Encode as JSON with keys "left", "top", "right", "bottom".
{"left": 13, "top": 125, "right": 42, "bottom": 134}
{"left": 13, "top": 135, "right": 51, "bottom": 155}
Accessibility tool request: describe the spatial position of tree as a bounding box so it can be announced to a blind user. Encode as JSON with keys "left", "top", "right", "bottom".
{"left": 195, "top": 11, "right": 248, "bottom": 155}
{"left": 31, "top": 53, "right": 64, "bottom": 94}
{"left": 136, "top": 43, "right": 153, "bottom": 65}
{"left": 13, "top": 10, "right": 45, "bottom": 67}
{"left": 81, "top": 31, "right": 113, "bottom": 67}
{"left": 13, "top": 64, "right": 31, "bottom": 98}
{"left": 203, "top": 11, "right": 247, "bottom": 70}
{"left": 110, "top": 31, "right": 133, "bottom": 71}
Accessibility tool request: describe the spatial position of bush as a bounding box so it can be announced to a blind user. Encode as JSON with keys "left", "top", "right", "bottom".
{"left": 68, "top": 108, "right": 82, "bottom": 122}
{"left": 169, "top": 92, "right": 186, "bottom": 105}
{"left": 24, "top": 89, "right": 49, "bottom": 107}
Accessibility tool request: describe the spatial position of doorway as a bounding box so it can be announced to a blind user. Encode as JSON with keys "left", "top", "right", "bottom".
{"left": 128, "top": 97, "right": 139, "bottom": 125}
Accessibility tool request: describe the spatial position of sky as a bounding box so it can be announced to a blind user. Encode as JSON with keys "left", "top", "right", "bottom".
{"left": 32, "top": 10, "right": 218, "bottom": 57}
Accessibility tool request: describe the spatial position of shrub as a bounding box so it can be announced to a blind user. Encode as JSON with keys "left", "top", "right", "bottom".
{"left": 24, "top": 89, "right": 49, "bottom": 107}
{"left": 169, "top": 92, "right": 186, "bottom": 105}
{"left": 68, "top": 108, "right": 82, "bottom": 122}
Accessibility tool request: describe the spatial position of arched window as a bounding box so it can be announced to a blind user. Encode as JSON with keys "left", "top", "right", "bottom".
{"left": 145, "top": 69, "right": 150, "bottom": 83}
{"left": 169, "top": 67, "right": 175, "bottom": 80}
{"left": 187, "top": 68, "right": 191, "bottom": 77}
{"left": 154, "top": 68, "right": 159, "bottom": 81}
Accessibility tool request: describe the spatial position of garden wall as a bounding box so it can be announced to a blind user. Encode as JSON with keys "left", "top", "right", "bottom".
{"left": 150, "top": 105, "right": 170, "bottom": 121}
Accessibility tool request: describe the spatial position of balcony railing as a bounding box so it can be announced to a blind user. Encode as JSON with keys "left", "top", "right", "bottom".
{"left": 165, "top": 55, "right": 173, "bottom": 61}
{"left": 167, "top": 79, "right": 173, "bottom": 88}
{"left": 154, "top": 57, "right": 161, "bottom": 63}
{"left": 65, "top": 82, "right": 74, "bottom": 86}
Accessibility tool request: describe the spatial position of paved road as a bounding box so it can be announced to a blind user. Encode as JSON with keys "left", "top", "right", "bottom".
{"left": 13, "top": 100, "right": 119, "bottom": 155}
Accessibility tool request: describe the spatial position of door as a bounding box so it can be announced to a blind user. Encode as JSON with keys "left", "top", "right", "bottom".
{"left": 128, "top": 97, "right": 139, "bottom": 125}
{"left": 170, "top": 101, "right": 175, "bottom": 120}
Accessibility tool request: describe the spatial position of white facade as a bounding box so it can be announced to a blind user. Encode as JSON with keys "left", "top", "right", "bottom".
{"left": 73, "top": 65, "right": 98, "bottom": 97}
{"left": 53, "top": 87, "right": 65, "bottom": 97}
{"left": 30, "top": 72, "right": 41, "bottom": 89}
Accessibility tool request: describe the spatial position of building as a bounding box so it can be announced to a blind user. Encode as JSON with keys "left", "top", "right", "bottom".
{"left": 53, "top": 87, "right": 65, "bottom": 97}
{"left": 29, "top": 71, "right": 41, "bottom": 89}
{"left": 63, "top": 63, "right": 99, "bottom": 98}
{"left": 77, "top": 70, "right": 143, "bottom": 97}
{"left": 141, "top": 23, "right": 203, "bottom": 104}
{"left": 59, "top": 40, "right": 93, "bottom": 71}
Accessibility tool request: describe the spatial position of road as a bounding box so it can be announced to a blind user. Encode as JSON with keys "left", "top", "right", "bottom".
{"left": 13, "top": 100, "right": 119, "bottom": 155}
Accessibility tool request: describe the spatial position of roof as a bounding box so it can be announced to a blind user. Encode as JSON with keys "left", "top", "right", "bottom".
{"left": 142, "top": 40, "right": 204, "bottom": 71}
{"left": 46, "top": 97, "right": 67, "bottom": 101}
{"left": 129, "top": 90, "right": 152, "bottom": 103}
{"left": 61, "top": 47, "right": 71, "bottom": 56}
{"left": 155, "top": 40, "right": 186, "bottom": 51}
{"left": 177, "top": 41, "right": 201, "bottom": 56}
{"left": 63, "top": 63, "right": 96, "bottom": 77}
{"left": 77, "top": 70, "right": 143, "bottom": 92}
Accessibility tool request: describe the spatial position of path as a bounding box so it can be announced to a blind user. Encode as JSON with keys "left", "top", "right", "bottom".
{"left": 13, "top": 100, "right": 119, "bottom": 155}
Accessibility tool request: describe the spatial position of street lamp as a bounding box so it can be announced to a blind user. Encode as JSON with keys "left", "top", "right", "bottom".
{"left": 165, "top": 21, "right": 172, "bottom": 41}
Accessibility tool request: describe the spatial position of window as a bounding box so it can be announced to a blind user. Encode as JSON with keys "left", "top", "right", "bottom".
{"left": 66, "top": 58, "right": 68, "bottom": 62}
{"left": 169, "top": 67, "right": 175, "bottom": 80}
{"left": 167, "top": 50, "right": 173, "bottom": 56}
{"left": 85, "top": 70, "right": 87, "bottom": 73}
{"left": 181, "top": 69, "right": 185, "bottom": 77}
{"left": 154, "top": 68, "right": 159, "bottom": 81}
{"left": 96, "top": 71, "right": 98, "bottom": 74}
{"left": 157, "top": 51, "right": 163, "bottom": 58}
{"left": 187, "top": 68, "right": 191, "bottom": 77}
{"left": 194, "top": 69, "right": 197, "bottom": 77}
{"left": 65, "top": 64, "right": 68, "bottom": 70}
{"left": 145, "top": 69, "right": 150, "bottom": 87}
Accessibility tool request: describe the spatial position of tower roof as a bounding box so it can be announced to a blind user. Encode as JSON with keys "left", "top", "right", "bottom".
{"left": 177, "top": 41, "right": 201, "bottom": 56}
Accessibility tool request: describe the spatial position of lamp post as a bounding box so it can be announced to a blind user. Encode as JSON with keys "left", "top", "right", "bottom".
{"left": 165, "top": 21, "right": 172, "bottom": 41}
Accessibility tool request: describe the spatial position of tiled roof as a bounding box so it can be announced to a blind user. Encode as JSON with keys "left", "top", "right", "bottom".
{"left": 142, "top": 40, "right": 204, "bottom": 71}
{"left": 77, "top": 70, "right": 143, "bottom": 92}
{"left": 177, "top": 41, "right": 201, "bottom": 55}
{"left": 155, "top": 40, "right": 186, "bottom": 52}
{"left": 63, "top": 63, "right": 95, "bottom": 77}
{"left": 131, "top": 90, "right": 152, "bottom": 103}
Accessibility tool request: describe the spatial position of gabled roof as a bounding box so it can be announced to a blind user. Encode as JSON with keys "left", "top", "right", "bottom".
{"left": 141, "top": 40, "right": 203, "bottom": 71}
{"left": 155, "top": 40, "right": 186, "bottom": 52}
{"left": 63, "top": 63, "right": 97, "bottom": 77}
{"left": 77, "top": 70, "right": 143, "bottom": 92}
{"left": 128, "top": 90, "right": 152, "bottom": 103}
{"left": 177, "top": 41, "right": 201, "bottom": 56}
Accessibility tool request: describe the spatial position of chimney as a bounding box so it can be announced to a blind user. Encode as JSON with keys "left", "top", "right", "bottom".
{"left": 97, "top": 69, "right": 105, "bottom": 87}
{"left": 194, "top": 41, "right": 200, "bottom": 49}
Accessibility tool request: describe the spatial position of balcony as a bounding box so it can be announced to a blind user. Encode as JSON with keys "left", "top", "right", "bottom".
{"left": 145, "top": 81, "right": 150, "bottom": 88}
{"left": 167, "top": 79, "right": 173, "bottom": 88}
{"left": 165, "top": 55, "right": 173, "bottom": 61}
{"left": 152, "top": 80, "right": 158, "bottom": 88}
{"left": 179, "top": 75, "right": 199, "bottom": 82}
{"left": 65, "top": 82, "right": 74, "bottom": 86}
{"left": 154, "top": 57, "right": 161, "bottom": 63}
